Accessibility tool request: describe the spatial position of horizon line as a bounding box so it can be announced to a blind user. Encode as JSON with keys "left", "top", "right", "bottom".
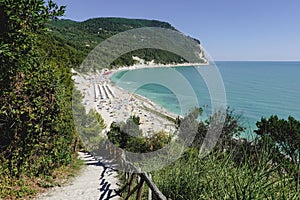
{"left": 214, "top": 60, "right": 300, "bottom": 62}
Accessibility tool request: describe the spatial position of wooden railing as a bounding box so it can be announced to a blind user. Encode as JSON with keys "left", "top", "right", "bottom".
{"left": 93, "top": 141, "right": 168, "bottom": 200}
{"left": 120, "top": 161, "right": 167, "bottom": 200}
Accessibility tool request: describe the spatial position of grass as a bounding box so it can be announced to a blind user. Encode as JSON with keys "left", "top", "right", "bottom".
{"left": 152, "top": 148, "right": 299, "bottom": 200}
{"left": 0, "top": 153, "right": 85, "bottom": 199}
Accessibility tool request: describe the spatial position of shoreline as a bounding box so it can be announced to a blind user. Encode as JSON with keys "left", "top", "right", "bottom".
{"left": 112, "top": 61, "right": 209, "bottom": 72}
{"left": 73, "top": 62, "right": 201, "bottom": 136}
{"left": 106, "top": 61, "right": 206, "bottom": 117}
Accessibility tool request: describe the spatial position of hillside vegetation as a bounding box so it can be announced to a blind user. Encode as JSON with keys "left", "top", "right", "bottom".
{"left": 0, "top": 1, "right": 83, "bottom": 198}
{"left": 46, "top": 18, "right": 202, "bottom": 68}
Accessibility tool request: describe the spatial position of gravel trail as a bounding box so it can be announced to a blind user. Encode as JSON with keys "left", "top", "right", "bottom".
{"left": 36, "top": 152, "right": 121, "bottom": 200}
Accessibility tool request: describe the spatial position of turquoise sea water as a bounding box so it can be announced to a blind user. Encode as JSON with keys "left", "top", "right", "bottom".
{"left": 110, "top": 61, "right": 300, "bottom": 133}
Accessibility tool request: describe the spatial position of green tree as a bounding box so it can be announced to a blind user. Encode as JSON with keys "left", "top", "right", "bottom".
{"left": 0, "top": 0, "right": 77, "bottom": 178}
{"left": 147, "top": 130, "right": 171, "bottom": 151}
{"left": 77, "top": 109, "right": 106, "bottom": 151}
{"left": 255, "top": 115, "right": 300, "bottom": 184}
{"left": 107, "top": 117, "right": 148, "bottom": 153}
{"left": 107, "top": 116, "right": 171, "bottom": 153}
{"left": 192, "top": 108, "right": 245, "bottom": 151}
{"left": 0, "top": 0, "right": 65, "bottom": 85}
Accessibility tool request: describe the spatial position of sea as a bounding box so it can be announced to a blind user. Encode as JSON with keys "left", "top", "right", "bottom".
{"left": 110, "top": 61, "right": 300, "bottom": 137}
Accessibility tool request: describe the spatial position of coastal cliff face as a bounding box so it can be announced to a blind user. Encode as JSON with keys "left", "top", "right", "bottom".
{"left": 198, "top": 44, "right": 208, "bottom": 64}
{"left": 46, "top": 17, "right": 207, "bottom": 68}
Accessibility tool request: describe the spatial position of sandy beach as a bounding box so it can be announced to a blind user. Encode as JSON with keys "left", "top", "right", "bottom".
{"left": 72, "top": 61, "right": 201, "bottom": 137}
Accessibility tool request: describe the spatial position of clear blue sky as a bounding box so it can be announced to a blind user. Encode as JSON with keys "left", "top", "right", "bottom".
{"left": 54, "top": 0, "right": 300, "bottom": 61}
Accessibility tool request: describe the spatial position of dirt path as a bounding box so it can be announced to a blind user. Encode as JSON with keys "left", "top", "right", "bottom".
{"left": 36, "top": 152, "right": 121, "bottom": 200}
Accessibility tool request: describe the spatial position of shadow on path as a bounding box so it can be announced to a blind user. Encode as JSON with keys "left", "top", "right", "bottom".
{"left": 82, "top": 153, "right": 121, "bottom": 200}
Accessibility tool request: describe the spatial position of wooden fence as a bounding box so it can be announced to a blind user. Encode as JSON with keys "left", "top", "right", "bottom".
{"left": 93, "top": 141, "right": 168, "bottom": 200}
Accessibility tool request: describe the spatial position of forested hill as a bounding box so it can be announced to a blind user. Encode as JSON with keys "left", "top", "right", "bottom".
{"left": 45, "top": 17, "right": 204, "bottom": 67}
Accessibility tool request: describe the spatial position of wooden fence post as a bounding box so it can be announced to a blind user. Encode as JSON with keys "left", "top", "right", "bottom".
{"left": 128, "top": 173, "right": 136, "bottom": 195}
{"left": 140, "top": 173, "right": 167, "bottom": 200}
{"left": 136, "top": 178, "right": 145, "bottom": 200}
{"left": 148, "top": 173, "right": 152, "bottom": 200}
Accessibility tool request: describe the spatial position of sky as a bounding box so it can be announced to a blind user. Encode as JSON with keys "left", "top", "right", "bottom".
{"left": 54, "top": 0, "right": 300, "bottom": 61}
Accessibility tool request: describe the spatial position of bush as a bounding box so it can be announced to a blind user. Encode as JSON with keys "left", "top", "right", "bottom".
{"left": 107, "top": 116, "right": 171, "bottom": 153}
{"left": 0, "top": 1, "right": 78, "bottom": 198}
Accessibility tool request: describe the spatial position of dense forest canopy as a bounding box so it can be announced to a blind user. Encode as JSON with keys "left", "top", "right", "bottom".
{"left": 46, "top": 17, "right": 203, "bottom": 68}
